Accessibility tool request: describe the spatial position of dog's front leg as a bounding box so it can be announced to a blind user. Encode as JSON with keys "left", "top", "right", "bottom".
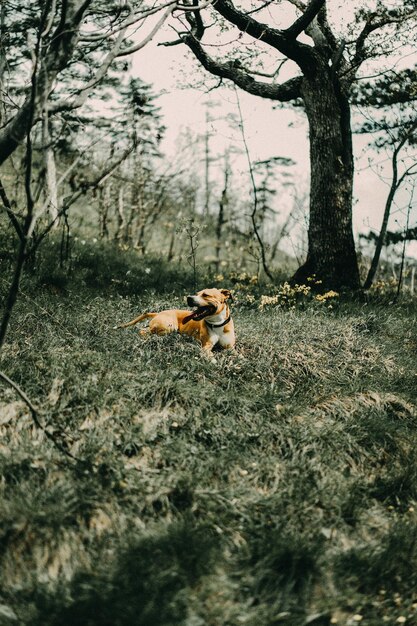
{"left": 201, "top": 341, "right": 216, "bottom": 359}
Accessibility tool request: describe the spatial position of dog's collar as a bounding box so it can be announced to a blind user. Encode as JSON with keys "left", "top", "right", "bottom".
{"left": 205, "top": 315, "right": 231, "bottom": 329}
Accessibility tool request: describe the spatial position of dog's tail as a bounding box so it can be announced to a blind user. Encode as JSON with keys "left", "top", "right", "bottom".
{"left": 117, "top": 312, "right": 157, "bottom": 329}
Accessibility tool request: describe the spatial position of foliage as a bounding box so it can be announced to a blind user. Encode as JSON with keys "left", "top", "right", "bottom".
{"left": 361, "top": 227, "right": 417, "bottom": 246}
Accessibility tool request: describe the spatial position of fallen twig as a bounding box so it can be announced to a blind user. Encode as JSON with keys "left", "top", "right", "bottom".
{"left": 0, "top": 370, "right": 81, "bottom": 464}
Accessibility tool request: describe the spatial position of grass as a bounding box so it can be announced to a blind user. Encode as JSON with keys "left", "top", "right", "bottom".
{"left": 0, "top": 237, "right": 417, "bottom": 625}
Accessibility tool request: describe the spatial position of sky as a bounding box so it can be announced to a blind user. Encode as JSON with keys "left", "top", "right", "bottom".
{"left": 129, "top": 3, "right": 417, "bottom": 258}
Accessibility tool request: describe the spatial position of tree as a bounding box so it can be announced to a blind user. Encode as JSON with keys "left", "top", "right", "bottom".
{"left": 352, "top": 69, "right": 417, "bottom": 289}
{"left": 169, "top": 0, "right": 417, "bottom": 289}
{"left": 363, "top": 120, "right": 417, "bottom": 289}
{"left": 0, "top": 0, "right": 173, "bottom": 166}
{"left": 0, "top": 0, "right": 171, "bottom": 350}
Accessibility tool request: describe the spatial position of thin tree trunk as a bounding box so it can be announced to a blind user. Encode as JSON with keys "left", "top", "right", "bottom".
{"left": 98, "top": 184, "right": 111, "bottom": 240}
{"left": 114, "top": 187, "right": 125, "bottom": 241}
{"left": 215, "top": 159, "right": 229, "bottom": 273}
{"left": 269, "top": 207, "right": 294, "bottom": 264}
{"left": 363, "top": 134, "right": 409, "bottom": 290}
{"left": 363, "top": 184, "right": 397, "bottom": 289}
{"left": 0, "top": 9, "right": 40, "bottom": 349}
{"left": 135, "top": 221, "right": 146, "bottom": 254}
{"left": 167, "top": 228, "right": 175, "bottom": 261}
{"left": 204, "top": 107, "right": 210, "bottom": 216}
{"left": 0, "top": 0, "right": 6, "bottom": 127}
{"left": 42, "top": 111, "right": 59, "bottom": 223}
{"left": 395, "top": 201, "right": 412, "bottom": 301}
{"left": 235, "top": 88, "right": 273, "bottom": 281}
{"left": 0, "top": 237, "right": 28, "bottom": 350}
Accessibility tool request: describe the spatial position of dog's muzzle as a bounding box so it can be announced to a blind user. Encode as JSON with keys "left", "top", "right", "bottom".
{"left": 184, "top": 295, "right": 216, "bottom": 323}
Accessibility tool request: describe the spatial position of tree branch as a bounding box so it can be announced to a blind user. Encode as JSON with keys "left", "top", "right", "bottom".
{"left": 212, "top": 0, "right": 316, "bottom": 72}
{"left": 116, "top": 6, "right": 174, "bottom": 57}
{"left": 0, "top": 179, "right": 24, "bottom": 242}
{"left": 184, "top": 0, "right": 206, "bottom": 40}
{"left": 234, "top": 86, "right": 273, "bottom": 281}
{"left": 363, "top": 122, "right": 417, "bottom": 290}
{"left": 183, "top": 32, "right": 303, "bottom": 101}
{"left": 0, "top": 370, "right": 81, "bottom": 463}
{"left": 349, "top": 7, "right": 417, "bottom": 80}
{"left": 80, "top": 1, "right": 177, "bottom": 41}
{"left": 48, "top": 27, "right": 128, "bottom": 113}
{"left": 284, "top": 0, "right": 325, "bottom": 39}
{"left": 0, "top": 0, "right": 94, "bottom": 166}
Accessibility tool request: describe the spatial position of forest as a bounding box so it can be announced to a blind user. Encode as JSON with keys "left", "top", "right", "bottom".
{"left": 0, "top": 1, "right": 417, "bottom": 625}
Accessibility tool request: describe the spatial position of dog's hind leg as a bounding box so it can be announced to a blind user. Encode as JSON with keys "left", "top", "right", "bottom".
{"left": 149, "top": 316, "right": 177, "bottom": 336}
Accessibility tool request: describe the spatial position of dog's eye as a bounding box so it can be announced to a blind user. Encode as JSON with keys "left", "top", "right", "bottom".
{"left": 202, "top": 293, "right": 208, "bottom": 298}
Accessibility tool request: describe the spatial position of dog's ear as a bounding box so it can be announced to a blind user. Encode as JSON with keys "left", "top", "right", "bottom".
{"left": 220, "top": 289, "right": 233, "bottom": 302}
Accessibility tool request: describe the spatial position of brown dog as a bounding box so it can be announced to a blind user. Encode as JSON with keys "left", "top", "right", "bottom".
{"left": 118, "top": 288, "right": 235, "bottom": 354}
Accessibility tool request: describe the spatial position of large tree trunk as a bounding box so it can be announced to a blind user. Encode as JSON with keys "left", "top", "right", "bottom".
{"left": 292, "top": 69, "right": 360, "bottom": 290}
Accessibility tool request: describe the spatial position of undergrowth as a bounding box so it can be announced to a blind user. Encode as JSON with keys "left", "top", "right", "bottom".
{"left": 0, "top": 237, "right": 417, "bottom": 625}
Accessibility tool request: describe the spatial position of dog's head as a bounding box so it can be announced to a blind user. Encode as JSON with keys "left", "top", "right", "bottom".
{"left": 185, "top": 288, "right": 233, "bottom": 321}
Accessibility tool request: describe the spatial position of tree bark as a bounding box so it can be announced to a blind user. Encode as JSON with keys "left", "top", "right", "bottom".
{"left": 292, "top": 67, "right": 360, "bottom": 290}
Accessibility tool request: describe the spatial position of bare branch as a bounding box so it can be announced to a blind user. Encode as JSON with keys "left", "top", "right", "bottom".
{"left": 116, "top": 6, "right": 174, "bottom": 56}
{"left": 234, "top": 86, "right": 273, "bottom": 281}
{"left": 183, "top": 32, "right": 303, "bottom": 101}
{"left": 284, "top": 0, "right": 325, "bottom": 39}
{"left": 287, "top": 0, "right": 306, "bottom": 10}
{"left": 184, "top": 0, "right": 206, "bottom": 40}
{"left": 349, "top": 7, "right": 417, "bottom": 79}
{"left": 364, "top": 120, "right": 417, "bottom": 289}
{"left": 176, "top": 0, "right": 214, "bottom": 10}
{"left": 211, "top": 0, "right": 316, "bottom": 72}
{"left": 0, "top": 370, "right": 80, "bottom": 463}
{"left": 28, "top": 140, "right": 137, "bottom": 254}
{"left": 0, "top": 179, "right": 24, "bottom": 242}
{"left": 48, "top": 26, "right": 128, "bottom": 113}
{"left": 0, "top": 0, "right": 95, "bottom": 165}
{"left": 247, "top": 0, "right": 276, "bottom": 16}
{"left": 80, "top": 1, "right": 177, "bottom": 41}
{"left": 60, "top": 140, "right": 138, "bottom": 211}
{"left": 287, "top": 0, "right": 337, "bottom": 52}
{"left": 0, "top": 371, "right": 38, "bottom": 421}
{"left": 316, "top": 2, "right": 338, "bottom": 51}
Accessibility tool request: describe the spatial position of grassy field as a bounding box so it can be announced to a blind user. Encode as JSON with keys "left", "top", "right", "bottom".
{"left": 1, "top": 239, "right": 417, "bottom": 625}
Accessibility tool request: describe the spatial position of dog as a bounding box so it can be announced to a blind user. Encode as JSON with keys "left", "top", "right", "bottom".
{"left": 118, "top": 288, "right": 235, "bottom": 354}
